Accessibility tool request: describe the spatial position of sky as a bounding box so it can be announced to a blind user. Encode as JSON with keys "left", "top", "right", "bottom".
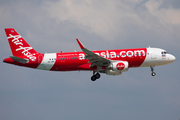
{"left": 0, "top": 0, "right": 180, "bottom": 120}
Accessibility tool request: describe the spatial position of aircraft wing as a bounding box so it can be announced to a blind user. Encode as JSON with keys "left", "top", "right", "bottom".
{"left": 76, "top": 39, "right": 110, "bottom": 67}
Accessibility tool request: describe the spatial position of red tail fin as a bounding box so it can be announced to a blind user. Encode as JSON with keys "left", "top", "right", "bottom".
{"left": 5, "top": 28, "right": 38, "bottom": 61}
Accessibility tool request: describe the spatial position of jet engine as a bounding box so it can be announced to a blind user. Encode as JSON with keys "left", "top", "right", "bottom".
{"left": 104, "top": 61, "right": 128, "bottom": 76}
{"left": 111, "top": 61, "right": 128, "bottom": 72}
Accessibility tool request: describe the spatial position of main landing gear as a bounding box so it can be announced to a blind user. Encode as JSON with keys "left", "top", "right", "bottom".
{"left": 150, "top": 66, "right": 156, "bottom": 76}
{"left": 91, "top": 71, "right": 101, "bottom": 81}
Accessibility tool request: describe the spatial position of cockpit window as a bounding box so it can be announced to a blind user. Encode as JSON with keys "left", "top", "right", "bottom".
{"left": 161, "top": 51, "right": 168, "bottom": 54}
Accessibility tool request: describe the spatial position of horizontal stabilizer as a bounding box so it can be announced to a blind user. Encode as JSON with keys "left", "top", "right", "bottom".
{"left": 10, "top": 56, "right": 29, "bottom": 64}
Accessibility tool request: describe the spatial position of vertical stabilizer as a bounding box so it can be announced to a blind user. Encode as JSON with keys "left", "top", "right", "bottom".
{"left": 5, "top": 28, "right": 38, "bottom": 61}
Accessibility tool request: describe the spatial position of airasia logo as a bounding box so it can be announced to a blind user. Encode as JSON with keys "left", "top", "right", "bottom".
{"left": 78, "top": 49, "right": 146, "bottom": 60}
{"left": 116, "top": 63, "right": 125, "bottom": 70}
{"left": 8, "top": 34, "right": 36, "bottom": 61}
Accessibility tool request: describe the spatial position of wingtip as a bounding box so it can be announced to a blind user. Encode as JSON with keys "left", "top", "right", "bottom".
{"left": 76, "top": 38, "right": 85, "bottom": 49}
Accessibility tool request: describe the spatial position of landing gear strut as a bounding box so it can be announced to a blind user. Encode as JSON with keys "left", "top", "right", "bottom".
{"left": 91, "top": 71, "right": 101, "bottom": 81}
{"left": 150, "top": 66, "right": 156, "bottom": 76}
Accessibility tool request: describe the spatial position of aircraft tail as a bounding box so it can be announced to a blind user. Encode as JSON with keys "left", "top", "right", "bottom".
{"left": 5, "top": 28, "right": 38, "bottom": 61}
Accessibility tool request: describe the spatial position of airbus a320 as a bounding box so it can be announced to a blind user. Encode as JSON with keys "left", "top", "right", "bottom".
{"left": 3, "top": 28, "right": 176, "bottom": 81}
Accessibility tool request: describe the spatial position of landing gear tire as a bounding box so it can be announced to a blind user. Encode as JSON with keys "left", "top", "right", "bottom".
{"left": 151, "top": 72, "right": 156, "bottom": 76}
{"left": 91, "top": 75, "right": 96, "bottom": 81}
{"left": 91, "top": 72, "right": 101, "bottom": 81}
{"left": 95, "top": 73, "right": 101, "bottom": 79}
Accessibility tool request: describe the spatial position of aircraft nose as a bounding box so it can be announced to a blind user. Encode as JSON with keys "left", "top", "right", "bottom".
{"left": 168, "top": 54, "right": 176, "bottom": 62}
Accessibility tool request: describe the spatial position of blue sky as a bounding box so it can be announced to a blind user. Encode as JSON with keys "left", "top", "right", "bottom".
{"left": 0, "top": 0, "right": 180, "bottom": 120}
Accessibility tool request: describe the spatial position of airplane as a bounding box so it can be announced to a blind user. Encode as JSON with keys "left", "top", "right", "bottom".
{"left": 3, "top": 28, "right": 176, "bottom": 81}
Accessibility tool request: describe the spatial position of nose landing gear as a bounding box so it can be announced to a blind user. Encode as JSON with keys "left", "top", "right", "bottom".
{"left": 150, "top": 66, "right": 156, "bottom": 76}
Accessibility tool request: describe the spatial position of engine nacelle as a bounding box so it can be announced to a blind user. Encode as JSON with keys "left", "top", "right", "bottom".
{"left": 109, "top": 61, "right": 129, "bottom": 72}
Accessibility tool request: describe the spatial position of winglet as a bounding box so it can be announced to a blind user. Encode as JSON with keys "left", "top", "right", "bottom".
{"left": 76, "top": 38, "right": 85, "bottom": 49}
